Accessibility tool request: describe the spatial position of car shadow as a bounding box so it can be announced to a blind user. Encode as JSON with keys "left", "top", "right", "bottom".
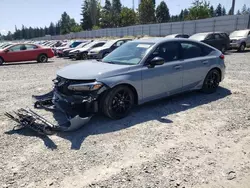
{"left": 1, "top": 61, "right": 54, "bottom": 66}
{"left": 52, "top": 87, "right": 231, "bottom": 150}
{"left": 5, "top": 128, "right": 57, "bottom": 150}
{"left": 227, "top": 49, "right": 250, "bottom": 54}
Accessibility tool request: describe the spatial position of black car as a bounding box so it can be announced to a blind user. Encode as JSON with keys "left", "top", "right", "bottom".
{"left": 190, "top": 32, "right": 230, "bottom": 53}
{"left": 165, "top": 33, "right": 190, "bottom": 38}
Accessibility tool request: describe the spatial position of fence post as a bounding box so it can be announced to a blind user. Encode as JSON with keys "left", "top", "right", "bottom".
{"left": 159, "top": 24, "right": 161, "bottom": 36}
{"left": 194, "top": 21, "right": 196, "bottom": 34}
{"left": 141, "top": 25, "right": 143, "bottom": 35}
{"left": 213, "top": 18, "right": 216, "bottom": 32}
{"left": 235, "top": 16, "right": 239, "bottom": 30}
{"left": 182, "top": 22, "right": 184, "bottom": 34}
{"left": 170, "top": 23, "right": 172, "bottom": 34}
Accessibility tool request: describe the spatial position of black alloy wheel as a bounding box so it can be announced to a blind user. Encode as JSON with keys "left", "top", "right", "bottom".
{"left": 101, "top": 86, "right": 134, "bottom": 119}
{"left": 202, "top": 69, "right": 220, "bottom": 94}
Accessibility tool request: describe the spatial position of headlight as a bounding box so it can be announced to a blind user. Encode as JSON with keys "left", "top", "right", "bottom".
{"left": 68, "top": 82, "right": 103, "bottom": 91}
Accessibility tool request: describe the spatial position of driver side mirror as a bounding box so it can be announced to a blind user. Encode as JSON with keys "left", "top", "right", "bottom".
{"left": 148, "top": 57, "right": 165, "bottom": 68}
{"left": 4, "top": 49, "right": 9, "bottom": 53}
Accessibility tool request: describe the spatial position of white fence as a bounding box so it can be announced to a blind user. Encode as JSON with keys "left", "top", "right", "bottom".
{"left": 34, "top": 14, "right": 250, "bottom": 40}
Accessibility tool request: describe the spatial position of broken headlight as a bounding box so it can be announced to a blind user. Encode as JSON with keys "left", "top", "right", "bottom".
{"left": 67, "top": 82, "right": 103, "bottom": 91}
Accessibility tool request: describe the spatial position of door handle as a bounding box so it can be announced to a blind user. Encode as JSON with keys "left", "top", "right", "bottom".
{"left": 202, "top": 60, "right": 209, "bottom": 65}
{"left": 174, "top": 65, "right": 182, "bottom": 70}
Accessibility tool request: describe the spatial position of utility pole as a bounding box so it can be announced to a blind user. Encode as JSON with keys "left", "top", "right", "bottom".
{"left": 229, "top": 0, "right": 235, "bottom": 15}
{"left": 132, "top": 0, "right": 134, "bottom": 10}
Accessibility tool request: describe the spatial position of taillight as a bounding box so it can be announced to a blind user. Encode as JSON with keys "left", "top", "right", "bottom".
{"left": 219, "top": 54, "right": 224, "bottom": 60}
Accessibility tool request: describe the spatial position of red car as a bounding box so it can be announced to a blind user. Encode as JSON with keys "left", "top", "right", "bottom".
{"left": 0, "top": 43, "right": 54, "bottom": 65}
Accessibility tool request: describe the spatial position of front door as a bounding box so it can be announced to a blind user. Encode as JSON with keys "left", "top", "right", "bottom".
{"left": 5, "top": 44, "right": 26, "bottom": 62}
{"left": 141, "top": 42, "right": 184, "bottom": 102}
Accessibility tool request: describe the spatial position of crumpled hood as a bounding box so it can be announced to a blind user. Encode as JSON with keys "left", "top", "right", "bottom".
{"left": 57, "top": 60, "right": 131, "bottom": 80}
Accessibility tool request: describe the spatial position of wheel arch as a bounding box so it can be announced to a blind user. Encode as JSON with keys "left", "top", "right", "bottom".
{"left": 208, "top": 67, "right": 222, "bottom": 81}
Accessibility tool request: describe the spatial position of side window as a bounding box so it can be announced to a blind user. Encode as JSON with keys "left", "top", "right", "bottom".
{"left": 115, "top": 41, "right": 125, "bottom": 47}
{"left": 248, "top": 32, "right": 250, "bottom": 36}
{"left": 9, "top": 45, "right": 22, "bottom": 52}
{"left": 25, "top": 44, "right": 37, "bottom": 50}
{"left": 206, "top": 34, "right": 214, "bottom": 40}
{"left": 180, "top": 42, "right": 203, "bottom": 59}
{"left": 214, "top": 34, "right": 222, "bottom": 40}
{"left": 93, "top": 43, "right": 105, "bottom": 48}
{"left": 153, "top": 42, "right": 180, "bottom": 62}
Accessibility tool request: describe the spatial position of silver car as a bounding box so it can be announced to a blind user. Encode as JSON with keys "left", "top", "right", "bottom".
{"left": 54, "top": 38, "right": 225, "bottom": 119}
{"left": 229, "top": 29, "right": 250, "bottom": 52}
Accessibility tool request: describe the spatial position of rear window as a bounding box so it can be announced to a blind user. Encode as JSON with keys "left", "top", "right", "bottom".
{"left": 190, "top": 33, "right": 208, "bottom": 41}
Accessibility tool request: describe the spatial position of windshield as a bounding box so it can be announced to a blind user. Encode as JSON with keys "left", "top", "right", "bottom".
{"left": 230, "top": 30, "right": 248, "bottom": 38}
{"left": 189, "top": 33, "right": 208, "bottom": 41}
{"left": 80, "top": 41, "right": 99, "bottom": 49}
{"left": 70, "top": 41, "right": 82, "bottom": 48}
{"left": 101, "top": 40, "right": 116, "bottom": 48}
{"left": 102, "top": 42, "right": 154, "bottom": 65}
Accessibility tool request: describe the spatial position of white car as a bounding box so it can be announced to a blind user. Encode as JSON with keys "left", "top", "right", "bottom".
{"left": 229, "top": 29, "right": 250, "bottom": 52}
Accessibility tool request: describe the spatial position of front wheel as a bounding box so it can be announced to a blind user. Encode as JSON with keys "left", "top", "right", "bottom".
{"left": 37, "top": 54, "right": 48, "bottom": 63}
{"left": 81, "top": 52, "right": 88, "bottom": 60}
{"left": 0, "top": 57, "right": 4, "bottom": 65}
{"left": 101, "top": 86, "right": 134, "bottom": 119}
{"left": 221, "top": 45, "right": 226, "bottom": 54}
{"left": 201, "top": 69, "right": 220, "bottom": 94}
{"left": 238, "top": 43, "right": 246, "bottom": 52}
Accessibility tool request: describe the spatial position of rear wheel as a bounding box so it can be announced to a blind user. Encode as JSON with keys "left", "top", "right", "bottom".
{"left": 37, "top": 54, "right": 48, "bottom": 63}
{"left": 221, "top": 45, "right": 226, "bottom": 54}
{"left": 201, "top": 69, "right": 220, "bottom": 94}
{"left": 101, "top": 85, "right": 134, "bottom": 119}
{"left": 81, "top": 52, "right": 88, "bottom": 60}
{"left": 0, "top": 57, "right": 4, "bottom": 65}
{"left": 238, "top": 43, "right": 246, "bottom": 52}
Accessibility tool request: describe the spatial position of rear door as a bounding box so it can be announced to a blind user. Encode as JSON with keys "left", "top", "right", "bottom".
{"left": 204, "top": 34, "right": 217, "bottom": 49}
{"left": 180, "top": 41, "right": 214, "bottom": 91}
{"left": 24, "top": 44, "right": 39, "bottom": 61}
{"left": 5, "top": 45, "right": 26, "bottom": 62}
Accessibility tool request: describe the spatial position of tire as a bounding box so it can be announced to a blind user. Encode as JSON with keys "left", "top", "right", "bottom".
{"left": 238, "top": 43, "right": 246, "bottom": 52}
{"left": 101, "top": 85, "right": 135, "bottom": 119}
{"left": 201, "top": 69, "right": 220, "bottom": 94}
{"left": 0, "top": 57, "right": 4, "bottom": 65}
{"left": 221, "top": 45, "right": 226, "bottom": 54}
{"left": 37, "top": 54, "right": 48, "bottom": 63}
{"left": 81, "top": 52, "right": 88, "bottom": 60}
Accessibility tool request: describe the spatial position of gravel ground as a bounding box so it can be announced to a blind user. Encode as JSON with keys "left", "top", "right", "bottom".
{"left": 1, "top": 51, "right": 250, "bottom": 188}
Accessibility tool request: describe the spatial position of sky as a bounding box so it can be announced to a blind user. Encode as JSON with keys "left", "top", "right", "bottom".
{"left": 0, "top": 0, "right": 249, "bottom": 35}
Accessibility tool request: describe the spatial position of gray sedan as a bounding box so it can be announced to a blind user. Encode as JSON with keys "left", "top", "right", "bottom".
{"left": 55, "top": 38, "right": 225, "bottom": 119}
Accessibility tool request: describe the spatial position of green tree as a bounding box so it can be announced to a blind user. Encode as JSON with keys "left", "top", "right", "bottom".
{"left": 215, "top": 3, "right": 222, "bottom": 16}
{"left": 120, "top": 7, "right": 137, "bottom": 27}
{"left": 81, "top": 0, "right": 93, "bottom": 30}
{"left": 241, "top": 4, "right": 250, "bottom": 15}
{"left": 210, "top": 5, "right": 215, "bottom": 17}
{"left": 99, "top": 0, "right": 112, "bottom": 28}
{"left": 183, "top": 9, "right": 189, "bottom": 19}
{"left": 179, "top": 10, "right": 184, "bottom": 21}
{"left": 156, "top": 1, "right": 170, "bottom": 23}
{"left": 236, "top": 10, "right": 241, "bottom": 15}
{"left": 55, "top": 22, "right": 61, "bottom": 35}
{"left": 112, "top": 0, "right": 122, "bottom": 27}
{"left": 71, "top": 24, "right": 82, "bottom": 32}
{"left": 49, "top": 22, "right": 56, "bottom": 36}
{"left": 187, "top": 0, "right": 211, "bottom": 20}
{"left": 60, "top": 12, "right": 71, "bottom": 34}
{"left": 138, "top": 0, "right": 156, "bottom": 24}
{"left": 89, "top": 0, "right": 99, "bottom": 26}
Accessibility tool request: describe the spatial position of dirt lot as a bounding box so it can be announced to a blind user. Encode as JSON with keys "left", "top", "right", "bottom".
{"left": 0, "top": 51, "right": 250, "bottom": 188}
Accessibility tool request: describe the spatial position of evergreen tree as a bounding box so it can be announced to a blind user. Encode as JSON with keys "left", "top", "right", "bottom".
{"left": 222, "top": 6, "right": 226, "bottom": 16}
{"left": 183, "top": 9, "right": 189, "bottom": 19}
{"left": 138, "top": 0, "right": 156, "bottom": 24}
{"left": 187, "top": 0, "right": 210, "bottom": 20}
{"left": 179, "top": 9, "right": 184, "bottom": 21}
{"left": 49, "top": 22, "right": 56, "bottom": 36}
{"left": 156, "top": 1, "right": 170, "bottom": 23}
{"left": 210, "top": 5, "right": 215, "bottom": 17}
{"left": 60, "top": 12, "right": 72, "bottom": 34}
{"left": 81, "top": 0, "right": 93, "bottom": 30}
{"left": 100, "top": 0, "right": 112, "bottom": 28}
{"left": 112, "top": 0, "right": 122, "bottom": 27}
{"left": 215, "top": 3, "right": 222, "bottom": 16}
{"left": 236, "top": 10, "right": 241, "bottom": 15}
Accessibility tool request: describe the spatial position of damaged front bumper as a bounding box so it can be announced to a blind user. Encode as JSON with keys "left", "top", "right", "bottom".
{"left": 5, "top": 82, "right": 109, "bottom": 134}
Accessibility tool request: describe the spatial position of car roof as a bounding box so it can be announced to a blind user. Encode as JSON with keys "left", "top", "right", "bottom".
{"left": 132, "top": 37, "right": 200, "bottom": 44}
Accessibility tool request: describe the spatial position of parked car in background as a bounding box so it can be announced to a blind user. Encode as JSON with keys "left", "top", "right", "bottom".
{"left": 62, "top": 41, "right": 92, "bottom": 58}
{"left": 229, "top": 29, "right": 250, "bottom": 52}
{"left": 190, "top": 32, "right": 230, "bottom": 53}
{"left": 88, "top": 38, "right": 132, "bottom": 59}
{"left": 0, "top": 43, "right": 54, "bottom": 65}
{"left": 0, "top": 43, "right": 13, "bottom": 49}
{"left": 165, "top": 34, "right": 190, "bottom": 38}
{"left": 56, "top": 41, "right": 83, "bottom": 57}
{"left": 69, "top": 41, "right": 106, "bottom": 60}
{"left": 54, "top": 38, "right": 225, "bottom": 119}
